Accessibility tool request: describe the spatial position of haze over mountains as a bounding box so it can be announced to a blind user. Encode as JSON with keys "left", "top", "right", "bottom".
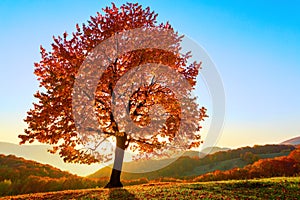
{"left": 88, "top": 144, "right": 295, "bottom": 180}
{"left": 1, "top": 145, "right": 299, "bottom": 198}
{"left": 0, "top": 135, "right": 299, "bottom": 176}
{"left": 0, "top": 142, "right": 228, "bottom": 176}
{"left": 281, "top": 136, "right": 300, "bottom": 146}
{"left": 1, "top": 143, "right": 296, "bottom": 181}
{"left": 0, "top": 142, "right": 103, "bottom": 176}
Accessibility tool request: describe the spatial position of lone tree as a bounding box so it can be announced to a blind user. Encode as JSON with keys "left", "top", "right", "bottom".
{"left": 19, "top": 3, "right": 207, "bottom": 188}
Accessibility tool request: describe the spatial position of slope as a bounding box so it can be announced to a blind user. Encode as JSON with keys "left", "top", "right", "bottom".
{"left": 88, "top": 144, "right": 295, "bottom": 180}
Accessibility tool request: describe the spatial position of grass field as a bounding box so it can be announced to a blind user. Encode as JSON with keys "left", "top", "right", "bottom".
{"left": 2, "top": 177, "right": 299, "bottom": 200}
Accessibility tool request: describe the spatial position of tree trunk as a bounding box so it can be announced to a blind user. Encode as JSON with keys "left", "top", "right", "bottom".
{"left": 104, "top": 134, "right": 127, "bottom": 188}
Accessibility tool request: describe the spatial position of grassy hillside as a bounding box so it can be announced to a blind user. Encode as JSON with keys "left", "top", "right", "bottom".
{"left": 194, "top": 146, "right": 300, "bottom": 182}
{"left": 0, "top": 154, "right": 148, "bottom": 197}
{"left": 0, "top": 145, "right": 298, "bottom": 197}
{"left": 88, "top": 144, "right": 295, "bottom": 180}
{"left": 2, "top": 177, "right": 299, "bottom": 200}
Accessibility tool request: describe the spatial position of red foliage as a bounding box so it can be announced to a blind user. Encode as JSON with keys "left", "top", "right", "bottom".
{"left": 19, "top": 2, "right": 207, "bottom": 165}
{"left": 194, "top": 148, "right": 300, "bottom": 182}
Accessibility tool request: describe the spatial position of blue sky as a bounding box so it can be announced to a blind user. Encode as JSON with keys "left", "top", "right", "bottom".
{"left": 0, "top": 0, "right": 299, "bottom": 148}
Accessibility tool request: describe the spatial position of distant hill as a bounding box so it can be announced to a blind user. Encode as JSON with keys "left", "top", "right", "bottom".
{"left": 88, "top": 144, "right": 295, "bottom": 180}
{"left": 281, "top": 136, "right": 300, "bottom": 146}
{"left": 0, "top": 142, "right": 103, "bottom": 176}
{"left": 180, "top": 147, "right": 230, "bottom": 159}
{"left": 193, "top": 146, "right": 300, "bottom": 182}
{"left": 0, "top": 141, "right": 227, "bottom": 176}
{"left": 0, "top": 144, "right": 296, "bottom": 197}
{"left": 201, "top": 146, "right": 230, "bottom": 155}
{"left": 0, "top": 154, "right": 109, "bottom": 196}
{"left": 0, "top": 154, "right": 77, "bottom": 181}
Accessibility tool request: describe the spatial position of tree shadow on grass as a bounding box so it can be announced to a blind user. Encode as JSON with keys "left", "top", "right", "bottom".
{"left": 108, "top": 188, "right": 137, "bottom": 200}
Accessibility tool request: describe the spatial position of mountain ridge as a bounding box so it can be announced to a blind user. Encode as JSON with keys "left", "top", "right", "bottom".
{"left": 88, "top": 144, "right": 295, "bottom": 180}
{"left": 0, "top": 142, "right": 103, "bottom": 176}
{"left": 281, "top": 136, "right": 300, "bottom": 145}
{"left": 0, "top": 141, "right": 229, "bottom": 176}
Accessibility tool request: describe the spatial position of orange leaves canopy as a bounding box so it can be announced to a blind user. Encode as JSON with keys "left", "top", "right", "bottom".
{"left": 19, "top": 3, "right": 207, "bottom": 164}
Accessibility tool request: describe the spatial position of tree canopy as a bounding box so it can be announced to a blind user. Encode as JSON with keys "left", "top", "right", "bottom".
{"left": 19, "top": 3, "right": 207, "bottom": 165}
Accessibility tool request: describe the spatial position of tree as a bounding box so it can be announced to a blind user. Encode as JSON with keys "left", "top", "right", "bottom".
{"left": 19, "top": 3, "right": 207, "bottom": 188}
{"left": 240, "top": 152, "right": 259, "bottom": 164}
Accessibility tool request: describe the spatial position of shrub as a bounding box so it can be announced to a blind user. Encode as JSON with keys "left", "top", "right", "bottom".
{"left": 0, "top": 179, "right": 12, "bottom": 196}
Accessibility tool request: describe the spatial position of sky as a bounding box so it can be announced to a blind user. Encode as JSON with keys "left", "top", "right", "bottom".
{"left": 0, "top": 0, "right": 300, "bottom": 150}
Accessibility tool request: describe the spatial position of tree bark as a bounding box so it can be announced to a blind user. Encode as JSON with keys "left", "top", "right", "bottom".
{"left": 104, "top": 134, "right": 127, "bottom": 188}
